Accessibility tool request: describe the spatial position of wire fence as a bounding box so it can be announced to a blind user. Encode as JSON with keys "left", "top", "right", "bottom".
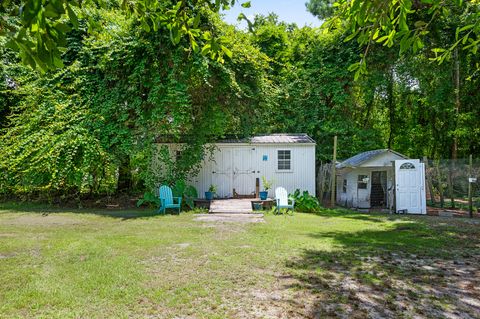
{"left": 424, "top": 157, "right": 480, "bottom": 216}
{"left": 316, "top": 157, "right": 480, "bottom": 216}
{"left": 316, "top": 162, "right": 334, "bottom": 206}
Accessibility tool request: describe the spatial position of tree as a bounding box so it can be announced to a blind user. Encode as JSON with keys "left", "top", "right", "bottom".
{"left": 0, "top": 6, "right": 272, "bottom": 197}
{"left": 248, "top": 17, "right": 384, "bottom": 161}
{"left": 311, "top": 0, "right": 480, "bottom": 78}
{"left": 305, "top": 0, "right": 336, "bottom": 20}
{"left": 0, "top": 0, "right": 243, "bottom": 71}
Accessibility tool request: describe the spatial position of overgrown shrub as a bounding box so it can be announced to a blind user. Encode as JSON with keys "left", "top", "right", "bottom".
{"left": 136, "top": 192, "right": 160, "bottom": 208}
{"left": 171, "top": 179, "right": 198, "bottom": 210}
{"left": 291, "top": 189, "right": 321, "bottom": 213}
{"left": 137, "top": 179, "right": 198, "bottom": 210}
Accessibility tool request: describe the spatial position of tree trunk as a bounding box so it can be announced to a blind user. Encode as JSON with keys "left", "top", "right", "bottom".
{"left": 117, "top": 158, "right": 133, "bottom": 193}
{"left": 423, "top": 156, "right": 436, "bottom": 206}
{"left": 452, "top": 48, "right": 460, "bottom": 160}
{"left": 387, "top": 68, "right": 395, "bottom": 149}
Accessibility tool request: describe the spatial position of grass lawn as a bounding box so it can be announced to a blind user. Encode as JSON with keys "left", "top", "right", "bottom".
{"left": 0, "top": 204, "right": 479, "bottom": 318}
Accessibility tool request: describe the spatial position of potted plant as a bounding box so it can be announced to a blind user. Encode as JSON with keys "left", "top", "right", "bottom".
{"left": 259, "top": 176, "right": 272, "bottom": 200}
{"left": 205, "top": 184, "right": 217, "bottom": 200}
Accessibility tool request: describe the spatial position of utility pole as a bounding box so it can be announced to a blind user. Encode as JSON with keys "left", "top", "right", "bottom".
{"left": 331, "top": 136, "right": 337, "bottom": 207}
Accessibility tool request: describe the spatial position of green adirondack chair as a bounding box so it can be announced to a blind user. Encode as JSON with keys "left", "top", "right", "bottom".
{"left": 275, "top": 187, "right": 295, "bottom": 215}
{"left": 158, "top": 185, "right": 182, "bottom": 214}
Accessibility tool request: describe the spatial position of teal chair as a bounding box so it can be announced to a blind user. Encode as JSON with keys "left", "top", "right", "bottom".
{"left": 158, "top": 185, "right": 182, "bottom": 214}
{"left": 275, "top": 187, "right": 295, "bottom": 215}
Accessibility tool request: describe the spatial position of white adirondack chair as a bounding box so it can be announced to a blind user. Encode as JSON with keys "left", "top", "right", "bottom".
{"left": 275, "top": 187, "right": 295, "bottom": 214}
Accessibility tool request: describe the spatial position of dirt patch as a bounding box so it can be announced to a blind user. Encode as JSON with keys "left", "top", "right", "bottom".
{"left": 227, "top": 273, "right": 308, "bottom": 319}
{"left": 194, "top": 213, "right": 264, "bottom": 224}
{"left": 428, "top": 206, "right": 480, "bottom": 219}
{"left": 284, "top": 251, "right": 480, "bottom": 318}
{"left": 0, "top": 233, "right": 16, "bottom": 237}
{"left": 174, "top": 243, "right": 191, "bottom": 249}
{"left": 0, "top": 253, "right": 16, "bottom": 259}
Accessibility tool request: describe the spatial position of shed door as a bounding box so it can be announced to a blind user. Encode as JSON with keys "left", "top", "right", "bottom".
{"left": 212, "top": 148, "right": 233, "bottom": 198}
{"left": 233, "top": 148, "right": 256, "bottom": 196}
{"left": 395, "top": 160, "right": 426, "bottom": 214}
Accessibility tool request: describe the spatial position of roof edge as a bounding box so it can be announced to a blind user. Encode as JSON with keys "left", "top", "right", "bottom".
{"left": 155, "top": 133, "right": 316, "bottom": 144}
{"left": 337, "top": 149, "right": 409, "bottom": 169}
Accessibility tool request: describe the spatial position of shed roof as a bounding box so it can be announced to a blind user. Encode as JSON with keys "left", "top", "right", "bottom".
{"left": 156, "top": 134, "right": 315, "bottom": 144}
{"left": 337, "top": 149, "right": 408, "bottom": 169}
{"left": 218, "top": 134, "right": 315, "bottom": 144}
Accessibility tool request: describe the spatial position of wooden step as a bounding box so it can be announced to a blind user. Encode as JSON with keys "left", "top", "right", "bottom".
{"left": 209, "top": 199, "right": 254, "bottom": 214}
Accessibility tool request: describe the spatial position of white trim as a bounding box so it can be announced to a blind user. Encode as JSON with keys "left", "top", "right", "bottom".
{"left": 276, "top": 149, "right": 293, "bottom": 173}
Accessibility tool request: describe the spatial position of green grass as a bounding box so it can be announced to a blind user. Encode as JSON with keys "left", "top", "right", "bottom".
{"left": 0, "top": 204, "right": 479, "bottom": 318}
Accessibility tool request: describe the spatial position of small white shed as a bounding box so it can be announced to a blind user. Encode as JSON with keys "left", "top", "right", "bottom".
{"left": 162, "top": 134, "right": 316, "bottom": 199}
{"left": 336, "top": 149, "right": 427, "bottom": 214}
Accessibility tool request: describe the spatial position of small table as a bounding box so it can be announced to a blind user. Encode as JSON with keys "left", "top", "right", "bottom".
{"left": 251, "top": 199, "right": 275, "bottom": 211}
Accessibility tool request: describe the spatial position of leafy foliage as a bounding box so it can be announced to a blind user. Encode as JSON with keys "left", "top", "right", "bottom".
{"left": 291, "top": 189, "right": 321, "bottom": 213}
{"left": 172, "top": 180, "right": 198, "bottom": 210}
{"left": 315, "top": 0, "right": 480, "bottom": 78}
{"left": 207, "top": 184, "right": 217, "bottom": 193}
{"left": 136, "top": 191, "right": 160, "bottom": 208}
{"left": 0, "top": 5, "right": 272, "bottom": 199}
{"left": 0, "top": 0, "right": 244, "bottom": 71}
{"left": 261, "top": 176, "right": 273, "bottom": 191}
{"left": 251, "top": 16, "right": 384, "bottom": 160}
{"left": 1, "top": 1, "right": 480, "bottom": 204}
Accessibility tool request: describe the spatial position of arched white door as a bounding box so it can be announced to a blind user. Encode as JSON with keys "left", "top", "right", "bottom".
{"left": 395, "top": 159, "right": 426, "bottom": 214}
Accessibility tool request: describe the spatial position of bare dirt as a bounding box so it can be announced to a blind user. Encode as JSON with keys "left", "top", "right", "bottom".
{"left": 193, "top": 213, "right": 265, "bottom": 224}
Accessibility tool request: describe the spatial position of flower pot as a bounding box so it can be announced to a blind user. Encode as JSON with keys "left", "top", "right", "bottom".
{"left": 205, "top": 191, "right": 214, "bottom": 200}
{"left": 253, "top": 202, "right": 263, "bottom": 211}
{"left": 259, "top": 191, "right": 268, "bottom": 200}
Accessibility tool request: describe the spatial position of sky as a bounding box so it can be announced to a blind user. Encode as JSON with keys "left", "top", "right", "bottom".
{"left": 221, "top": 0, "right": 322, "bottom": 28}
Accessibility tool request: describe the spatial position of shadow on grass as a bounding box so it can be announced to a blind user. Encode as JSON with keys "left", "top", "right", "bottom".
{"left": 0, "top": 201, "right": 172, "bottom": 220}
{"left": 285, "top": 219, "right": 480, "bottom": 318}
{"left": 314, "top": 207, "right": 400, "bottom": 223}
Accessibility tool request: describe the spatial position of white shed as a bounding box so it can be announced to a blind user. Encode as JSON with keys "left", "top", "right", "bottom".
{"left": 161, "top": 134, "right": 316, "bottom": 199}
{"left": 336, "top": 149, "right": 427, "bottom": 214}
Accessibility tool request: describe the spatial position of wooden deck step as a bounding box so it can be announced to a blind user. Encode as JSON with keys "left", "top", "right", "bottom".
{"left": 209, "top": 199, "right": 254, "bottom": 214}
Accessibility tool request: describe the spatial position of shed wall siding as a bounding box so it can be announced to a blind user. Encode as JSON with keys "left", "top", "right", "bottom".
{"left": 163, "top": 143, "right": 315, "bottom": 198}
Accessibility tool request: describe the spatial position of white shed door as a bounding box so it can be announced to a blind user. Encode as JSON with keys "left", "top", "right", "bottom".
{"left": 212, "top": 148, "right": 233, "bottom": 198}
{"left": 395, "top": 159, "right": 426, "bottom": 214}
{"left": 233, "top": 148, "right": 256, "bottom": 196}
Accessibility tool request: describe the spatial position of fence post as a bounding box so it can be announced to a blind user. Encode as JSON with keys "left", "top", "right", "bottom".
{"left": 468, "top": 154, "right": 473, "bottom": 218}
{"left": 330, "top": 136, "right": 337, "bottom": 207}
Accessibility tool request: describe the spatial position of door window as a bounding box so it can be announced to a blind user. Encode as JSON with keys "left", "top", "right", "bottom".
{"left": 400, "top": 162, "right": 416, "bottom": 169}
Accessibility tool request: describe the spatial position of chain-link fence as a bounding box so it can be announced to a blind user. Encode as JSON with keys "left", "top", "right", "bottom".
{"left": 424, "top": 157, "right": 480, "bottom": 216}
{"left": 316, "top": 162, "right": 335, "bottom": 206}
